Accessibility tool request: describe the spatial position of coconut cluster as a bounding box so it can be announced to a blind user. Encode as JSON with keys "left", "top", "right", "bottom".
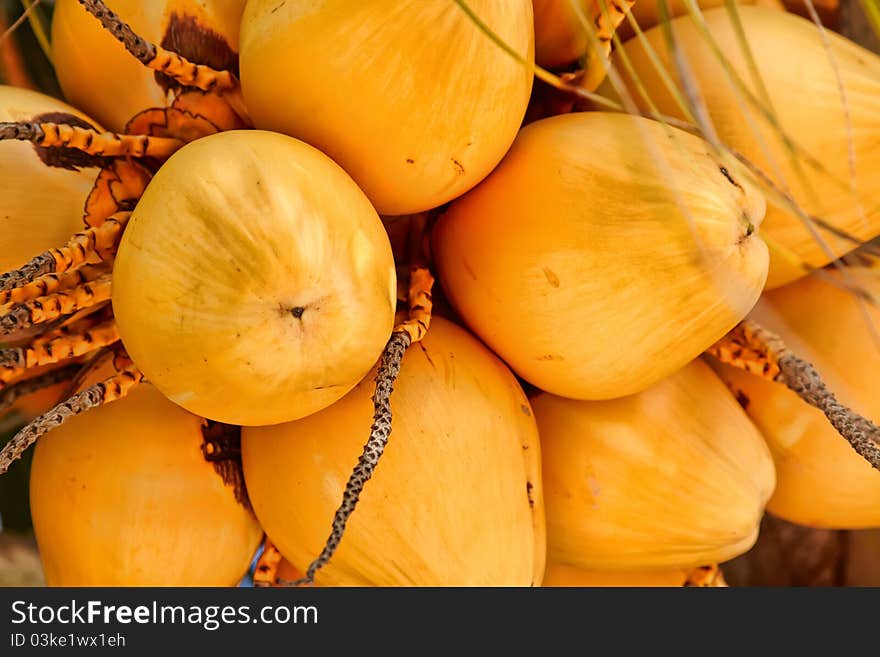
{"left": 0, "top": 1, "right": 878, "bottom": 587}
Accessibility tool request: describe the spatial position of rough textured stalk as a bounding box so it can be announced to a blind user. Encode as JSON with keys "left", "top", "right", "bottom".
{"left": 0, "top": 368, "right": 142, "bottom": 474}
{"left": 291, "top": 331, "right": 411, "bottom": 586}
{"left": 76, "top": 0, "right": 155, "bottom": 64}
{"left": 707, "top": 320, "right": 880, "bottom": 471}
{"left": 0, "top": 253, "right": 55, "bottom": 293}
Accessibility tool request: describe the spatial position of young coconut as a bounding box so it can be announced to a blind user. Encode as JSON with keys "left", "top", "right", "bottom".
{"left": 111, "top": 129, "right": 396, "bottom": 426}
{"left": 0, "top": 85, "right": 99, "bottom": 274}
{"left": 30, "top": 382, "right": 261, "bottom": 585}
{"left": 52, "top": 0, "right": 246, "bottom": 132}
{"left": 239, "top": 0, "right": 534, "bottom": 215}
{"left": 535, "top": 358, "right": 775, "bottom": 571}
{"left": 241, "top": 317, "right": 545, "bottom": 586}
{"left": 433, "top": 111, "right": 768, "bottom": 401}
{"left": 605, "top": 6, "right": 880, "bottom": 288}
{"left": 711, "top": 268, "right": 880, "bottom": 528}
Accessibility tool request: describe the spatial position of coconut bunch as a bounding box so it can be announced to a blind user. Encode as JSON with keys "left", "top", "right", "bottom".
{"left": 0, "top": 0, "right": 878, "bottom": 588}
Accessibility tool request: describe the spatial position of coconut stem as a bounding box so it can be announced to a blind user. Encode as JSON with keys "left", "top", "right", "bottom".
{"left": 290, "top": 267, "right": 435, "bottom": 585}
{"left": 707, "top": 320, "right": 880, "bottom": 471}
{"left": 0, "top": 265, "right": 100, "bottom": 308}
{"left": 0, "top": 364, "right": 81, "bottom": 416}
{"left": 0, "top": 273, "right": 113, "bottom": 336}
{"left": 0, "top": 214, "right": 128, "bottom": 295}
{"left": 76, "top": 0, "right": 155, "bottom": 65}
{"left": 0, "top": 121, "right": 42, "bottom": 143}
{"left": 0, "top": 366, "right": 143, "bottom": 475}
{"left": 291, "top": 330, "right": 411, "bottom": 586}
{"left": 0, "top": 253, "right": 55, "bottom": 293}
{"left": 394, "top": 266, "right": 434, "bottom": 344}
{"left": 76, "top": 0, "right": 238, "bottom": 93}
{"left": 0, "top": 318, "right": 119, "bottom": 373}
{"left": 0, "top": 121, "right": 183, "bottom": 158}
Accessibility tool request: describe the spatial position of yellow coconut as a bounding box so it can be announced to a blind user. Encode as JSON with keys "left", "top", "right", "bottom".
{"left": 30, "top": 383, "right": 262, "bottom": 585}
{"left": 434, "top": 111, "right": 768, "bottom": 400}
{"left": 239, "top": 0, "right": 534, "bottom": 215}
{"left": 52, "top": 0, "right": 246, "bottom": 132}
{"left": 714, "top": 267, "right": 880, "bottom": 528}
{"left": 0, "top": 85, "right": 98, "bottom": 272}
{"left": 242, "top": 317, "right": 544, "bottom": 586}
{"left": 112, "top": 130, "right": 396, "bottom": 426}
{"left": 535, "top": 358, "right": 775, "bottom": 570}
{"left": 606, "top": 6, "right": 880, "bottom": 288}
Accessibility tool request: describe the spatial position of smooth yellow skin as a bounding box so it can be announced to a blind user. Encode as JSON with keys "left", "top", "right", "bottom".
{"left": 606, "top": 7, "right": 880, "bottom": 288}
{"left": 30, "top": 384, "right": 262, "bottom": 586}
{"left": 242, "top": 318, "right": 544, "bottom": 586}
{"left": 714, "top": 268, "right": 880, "bottom": 528}
{"left": 0, "top": 85, "right": 97, "bottom": 272}
{"left": 434, "top": 112, "right": 768, "bottom": 400}
{"left": 239, "top": 0, "right": 534, "bottom": 215}
{"left": 542, "top": 562, "right": 688, "bottom": 587}
{"left": 112, "top": 130, "right": 396, "bottom": 426}
{"left": 52, "top": 0, "right": 245, "bottom": 132}
{"left": 533, "top": 0, "right": 592, "bottom": 69}
{"left": 535, "top": 359, "right": 776, "bottom": 571}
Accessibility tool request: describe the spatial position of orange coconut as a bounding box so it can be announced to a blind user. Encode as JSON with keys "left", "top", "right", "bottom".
{"left": 242, "top": 317, "right": 544, "bottom": 586}
{"left": 239, "top": 0, "right": 534, "bottom": 215}
{"left": 0, "top": 85, "right": 99, "bottom": 272}
{"left": 434, "top": 111, "right": 768, "bottom": 400}
{"left": 30, "top": 383, "right": 261, "bottom": 585}
{"left": 112, "top": 130, "right": 396, "bottom": 426}
{"left": 714, "top": 267, "right": 880, "bottom": 528}
{"left": 606, "top": 7, "right": 880, "bottom": 288}
{"left": 535, "top": 358, "right": 775, "bottom": 570}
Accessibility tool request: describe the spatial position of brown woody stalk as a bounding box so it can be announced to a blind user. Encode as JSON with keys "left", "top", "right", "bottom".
{"left": 707, "top": 320, "right": 880, "bottom": 471}
{"left": 0, "top": 367, "right": 143, "bottom": 474}
{"left": 291, "top": 330, "right": 411, "bottom": 586}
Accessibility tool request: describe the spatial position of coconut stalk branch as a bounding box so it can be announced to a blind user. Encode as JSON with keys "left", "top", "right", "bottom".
{"left": 706, "top": 320, "right": 880, "bottom": 471}
{"left": 292, "top": 267, "right": 435, "bottom": 586}
{"left": 76, "top": 0, "right": 238, "bottom": 92}
{"left": 0, "top": 365, "right": 143, "bottom": 474}
{"left": 291, "top": 330, "right": 410, "bottom": 586}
